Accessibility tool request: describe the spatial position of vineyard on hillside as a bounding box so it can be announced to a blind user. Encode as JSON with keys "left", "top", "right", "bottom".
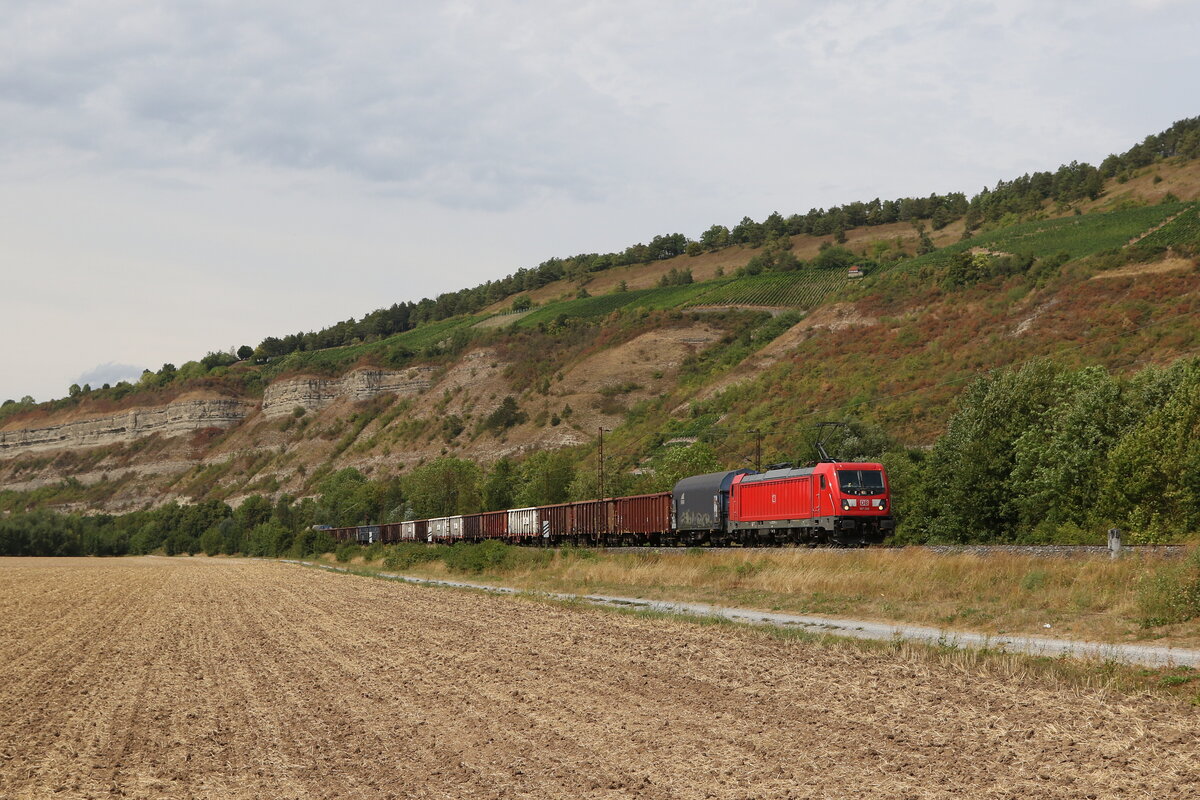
{"left": 1135, "top": 203, "right": 1200, "bottom": 250}
{"left": 684, "top": 270, "right": 848, "bottom": 309}
{"left": 513, "top": 283, "right": 713, "bottom": 327}
{"left": 876, "top": 203, "right": 1194, "bottom": 279}
{"left": 968, "top": 202, "right": 1186, "bottom": 258}
{"left": 262, "top": 315, "right": 481, "bottom": 378}
{"left": 273, "top": 203, "right": 1198, "bottom": 376}
{"left": 507, "top": 269, "right": 851, "bottom": 327}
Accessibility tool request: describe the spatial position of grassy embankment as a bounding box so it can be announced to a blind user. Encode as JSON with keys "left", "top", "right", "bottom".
{"left": 319, "top": 543, "right": 1200, "bottom": 648}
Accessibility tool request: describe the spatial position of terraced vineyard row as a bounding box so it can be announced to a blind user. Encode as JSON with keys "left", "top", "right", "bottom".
{"left": 1135, "top": 203, "right": 1200, "bottom": 250}
{"left": 969, "top": 203, "right": 1185, "bottom": 258}
{"left": 684, "top": 270, "right": 847, "bottom": 309}
{"left": 513, "top": 283, "right": 714, "bottom": 327}
{"left": 877, "top": 203, "right": 1193, "bottom": 279}
{"left": 509, "top": 271, "right": 851, "bottom": 325}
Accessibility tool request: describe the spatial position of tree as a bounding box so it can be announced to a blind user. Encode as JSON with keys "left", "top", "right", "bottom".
{"left": 516, "top": 450, "right": 576, "bottom": 507}
{"left": 200, "top": 351, "right": 237, "bottom": 370}
{"left": 650, "top": 442, "right": 719, "bottom": 492}
{"left": 315, "top": 468, "right": 371, "bottom": 526}
{"left": 1098, "top": 360, "right": 1200, "bottom": 541}
{"left": 235, "top": 495, "right": 273, "bottom": 530}
{"left": 482, "top": 458, "right": 518, "bottom": 511}
{"left": 657, "top": 267, "right": 694, "bottom": 287}
{"left": 244, "top": 521, "right": 293, "bottom": 557}
{"left": 484, "top": 396, "right": 525, "bottom": 434}
{"left": 910, "top": 361, "right": 1069, "bottom": 543}
{"left": 200, "top": 526, "right": 223, "bottom": 556}
{"left": 811, "top": 245, "right": 857, "bottom": 271}
{"left": 730, "top": 216, "right": 765, "bottom": 246}
{"left": 916, "top": 230, "right": 936, "bottom": 255}
{"left": 403, "top": 457, "right": 482, "bottom": 518}
{"left": 236, "top": 345, "right": 254, "bottom": 360}
{"left": 699, "top": 224, "right": 731, "bottom": 251}
{"left": 647, "top": 233, "right": 689, "bottom": 260}
{"left": 1009, "top": 367, "right": 1130, "bottom": 536}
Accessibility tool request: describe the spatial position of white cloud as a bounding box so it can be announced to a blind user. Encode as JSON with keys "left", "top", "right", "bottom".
{"left": 0, "top": 0, "right": 1197, "bottom": 402}
{"left": 77, "top": 363, "right": 146, "bottom": 387}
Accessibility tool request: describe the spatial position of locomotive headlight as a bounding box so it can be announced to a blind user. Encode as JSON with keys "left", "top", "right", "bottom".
{"left": 841, "top": 499, "right": 852, "bottom": 511}
{"left": 878, "top": 498, "right": 887, "bottom": 511}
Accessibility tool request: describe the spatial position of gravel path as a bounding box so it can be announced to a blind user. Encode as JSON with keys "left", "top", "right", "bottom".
{"left": 335, "top": 564, "right": 1200, "bottom": 668}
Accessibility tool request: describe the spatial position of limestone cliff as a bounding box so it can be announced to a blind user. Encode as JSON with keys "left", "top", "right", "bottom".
{"left": 0, "top": 397, "right": 256, "bottom": 457}
{"left": 260, "top": 367, "right": 435, "bottom": 418}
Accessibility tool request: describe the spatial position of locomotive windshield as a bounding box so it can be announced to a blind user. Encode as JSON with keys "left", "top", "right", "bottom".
{"left": 836, "top": 469, "right": 885, "bottom": 496}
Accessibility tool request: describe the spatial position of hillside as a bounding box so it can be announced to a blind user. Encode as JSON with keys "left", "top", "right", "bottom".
{"left": 2, "top": 134, "right": 1200, "bottom": 529}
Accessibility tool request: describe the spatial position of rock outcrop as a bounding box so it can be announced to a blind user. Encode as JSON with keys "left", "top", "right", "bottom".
{"left": 260, "top": 367, "right": 436, "bottom": 418}
{"left": 0, "top": 397, "right": 256, "bottom": 456}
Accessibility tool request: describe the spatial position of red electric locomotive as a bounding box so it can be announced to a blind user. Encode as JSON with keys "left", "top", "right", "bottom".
{"left": 727, "top": 461, "right": 893, "bottom": 546}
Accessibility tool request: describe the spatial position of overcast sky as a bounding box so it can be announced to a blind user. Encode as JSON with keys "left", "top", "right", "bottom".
{"left": 1, "top": 0, "right": 1196, "bottom": 403}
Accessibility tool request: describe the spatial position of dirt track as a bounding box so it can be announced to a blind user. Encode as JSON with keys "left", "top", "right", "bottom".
{"left": 1, "top": 557, "right": 1198, "bottom": 799}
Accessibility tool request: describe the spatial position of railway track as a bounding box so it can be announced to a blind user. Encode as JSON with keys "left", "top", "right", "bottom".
{"left": 600, "top": 544, "right": 1188, "bottom": 558}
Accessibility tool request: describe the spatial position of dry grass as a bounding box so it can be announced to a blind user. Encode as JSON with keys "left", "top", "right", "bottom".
{"left": 330, "top": 555, "right": 1200, "bottom": 704}
{"left": 632, "top": 605, "right": 1200, "bottom": 700}
{"left": 342, "top": 546, "right": 1200, "bottom": 648}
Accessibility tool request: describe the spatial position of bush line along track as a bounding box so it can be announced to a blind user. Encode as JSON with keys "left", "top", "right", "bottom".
{"left": 283, "top": 559, "right": 1200, "bottom": 669}
{"left": 601, "top": 544, "right": 1189, "bottom": 558}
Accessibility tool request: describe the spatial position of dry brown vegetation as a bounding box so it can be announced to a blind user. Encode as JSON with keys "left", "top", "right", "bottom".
{"left": 342, "top": 547, "right": 1200, "bottom": 649}
{"left": 2, "top": 556, "right": 1199, "bottom": 799}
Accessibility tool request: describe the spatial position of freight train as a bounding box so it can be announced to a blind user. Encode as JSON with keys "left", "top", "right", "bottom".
{"left": 330, "top": 459, "right": 893, "bottom": 548}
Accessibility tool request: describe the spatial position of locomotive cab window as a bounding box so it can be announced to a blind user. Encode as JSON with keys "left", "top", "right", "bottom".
{"left": 836, "top": 469, "right": 885, "bottom": 496}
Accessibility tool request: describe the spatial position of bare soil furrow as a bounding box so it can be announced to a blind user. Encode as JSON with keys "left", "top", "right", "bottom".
{"left": 1, "top": 557, "right": 1198, "bottom": 799}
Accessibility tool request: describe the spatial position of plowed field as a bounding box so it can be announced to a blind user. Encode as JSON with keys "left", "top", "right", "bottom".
{"left": 1, "top": 557, "right": 1198, "bottom": 799}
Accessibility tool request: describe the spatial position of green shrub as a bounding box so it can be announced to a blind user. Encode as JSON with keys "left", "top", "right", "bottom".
{"left": 442, "top": 540, "right": 551, "bottom": 575}
{"left": 382, "top": 543, "right": 444, "bottom": 570}
{"left": 558, "top": 545, "right": 597, "bottom": 561}
{"left": 1137, "top": 549, "right": 1200, "bottom": 627}
{"left": 335, "top": 544, "right": 361, "bottom": 563}
{"left": 1020, "top": 570, "right": 1047, "bottom": 592}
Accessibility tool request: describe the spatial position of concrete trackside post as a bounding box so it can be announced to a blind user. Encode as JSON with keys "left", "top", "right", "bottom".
{"left": 1108, "top": 528, "right": 1123, "bottom": 559}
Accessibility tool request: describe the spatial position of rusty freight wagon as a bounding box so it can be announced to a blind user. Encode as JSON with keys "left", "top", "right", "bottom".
{"left": 570, "top": 498, "right": 609, "bottom": 541}
{"left": 461, "top": 511, "right": 507, "bottom": 542}
{"left": 539, "top": 503, "right": 572, "bottom": 539}
{"left": 480, "top": 510, "right": 508, "bottom": 540}
{"left": 609, "top": 492, "right": 672, "bottom": 543}
{"left": 461, "top": 513, "right": 484, "bottom": 541}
